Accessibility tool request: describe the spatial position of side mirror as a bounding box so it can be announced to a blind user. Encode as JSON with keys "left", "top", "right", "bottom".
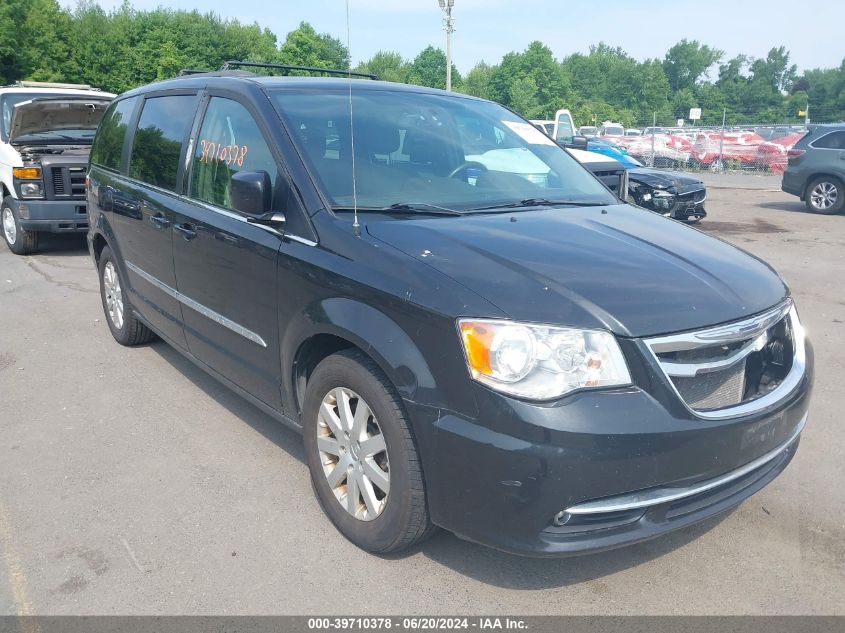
{"left": 566, "top": 136, "right": 588, "bottom": 150}
{"left": 231, "top": 170, "right": 272, "bottom": 216}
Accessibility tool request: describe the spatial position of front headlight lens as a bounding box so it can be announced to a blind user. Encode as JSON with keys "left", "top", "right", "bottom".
{"left": 652, "top": 190, "right": 675, "bottom": 209}
{"left": 458, "top": 319, "right": 631, "bottom": 400}
{"left": 19, "top": 182, "right": 43, "bottom": 198}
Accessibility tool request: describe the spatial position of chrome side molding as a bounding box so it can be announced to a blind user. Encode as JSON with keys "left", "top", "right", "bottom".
{"left": 125, "top": 261, "right": 268, "bottom": 348}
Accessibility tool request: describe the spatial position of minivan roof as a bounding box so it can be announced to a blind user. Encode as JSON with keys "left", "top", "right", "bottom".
{"left": 118, "top": 74, "right": 482, "bottom": 101}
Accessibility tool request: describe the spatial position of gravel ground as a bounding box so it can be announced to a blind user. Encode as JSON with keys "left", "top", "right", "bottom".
{"left": 0, "top": 183, "right": 843, "bottom": 616}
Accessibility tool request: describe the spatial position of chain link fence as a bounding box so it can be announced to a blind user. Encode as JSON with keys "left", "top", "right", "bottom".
{"left": 589, "top": 121, "right": 810, "bottom": 175}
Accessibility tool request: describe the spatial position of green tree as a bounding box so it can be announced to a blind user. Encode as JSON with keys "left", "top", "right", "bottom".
{"left": 459, "top": 61, "right": 495, "bottom": 100}
{"left": 662, "top": 39, "right": 722, "bottom": 92}
{"left": 489, "top": 41, "right": 568, "bottom": 117}
{"left": 408, "top": 46, "right": 460, "bottom": 90}
{"left": 278, "top": 21, "right": 349, "bottom": 71}
{"left": 354, "top": 51, "right": 411, "bottom": 83}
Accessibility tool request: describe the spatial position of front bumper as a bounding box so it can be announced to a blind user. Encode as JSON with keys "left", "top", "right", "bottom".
{"left": 8, "top": 197, "right": 88, "bottom": 233}
{"left": 409, "top": 340, "right": 813, "bottom": 557}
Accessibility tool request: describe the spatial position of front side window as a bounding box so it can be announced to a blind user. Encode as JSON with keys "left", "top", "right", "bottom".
{"left": 271, "top": 89, "right": 615, "bottom": 213}
{"left": 191, "top": 97, "right": 277, "bottom": 210}
{"left": 129, "top": 94, "right": 199, "bottom": 191}
{"left": 90, "top": 97, "right": 138, "bottom": 171}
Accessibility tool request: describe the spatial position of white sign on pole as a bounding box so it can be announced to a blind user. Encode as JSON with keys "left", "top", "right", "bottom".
{"left": 689, "top": 108, "right": 702, "bottom": 120}
{"left": 677, "top": 119, "right": 684, "bottom": 127}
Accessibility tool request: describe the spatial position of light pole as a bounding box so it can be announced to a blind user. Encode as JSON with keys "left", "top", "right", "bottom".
{"left": 438, "top": 0, "right": 455, "bottom": 91}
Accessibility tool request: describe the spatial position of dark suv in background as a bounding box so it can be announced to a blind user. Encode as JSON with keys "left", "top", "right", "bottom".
{"left": 782, "top": 124, "right": 845, "bottom": 215}
{"left": 86, "top": 64, "right": 812, "bottom": 557}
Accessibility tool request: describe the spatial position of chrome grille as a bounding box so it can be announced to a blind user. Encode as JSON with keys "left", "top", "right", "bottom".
{"left": 644, "top": 300, "right": 804, "bottom": 419}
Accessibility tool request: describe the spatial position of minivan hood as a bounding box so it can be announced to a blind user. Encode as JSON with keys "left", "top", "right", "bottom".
{"left": 366, "top": 205, "right": 788, "bottom": 337}
{"left": 8, "top": 97, "right": 112, "bottom": 143}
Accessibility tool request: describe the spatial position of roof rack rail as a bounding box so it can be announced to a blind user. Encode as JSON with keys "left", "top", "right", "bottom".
{"left": 178, "top": 69, "right": 212, "bottom": 76}
{"left": 220, "top": 61, "right": 378, "bottom": 80}
{"left": 12, "top": 80, "right": 98, "bottom": 90}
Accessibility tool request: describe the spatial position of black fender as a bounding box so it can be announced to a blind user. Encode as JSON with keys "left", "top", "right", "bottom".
{"left": 280, "top": 296, "right": 477, "bottom": 422}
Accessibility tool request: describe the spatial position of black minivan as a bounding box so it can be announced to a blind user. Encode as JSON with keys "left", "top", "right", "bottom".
{"left": 86, "top": 65, "right": 813, "bottom": 557}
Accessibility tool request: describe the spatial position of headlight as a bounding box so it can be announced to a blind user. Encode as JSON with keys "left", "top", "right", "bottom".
{"left": 651, "top": 190, "right": 675, "bottom": 209}
{"left": 19, "top": 182, "right": 43, "bottom": 198}
{"left": 458, "top": 319, "right": 631, "bottom": 400}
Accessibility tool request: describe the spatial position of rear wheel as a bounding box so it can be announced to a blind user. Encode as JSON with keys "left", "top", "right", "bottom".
{"left": 2, "top": 197, "right": 39, "bottom": 255}
{"left": 302, "top": 349, "right": 433, "bottom": 554}
{"left": 805, "top": 177, "right": 844, "bottom": 215}
{"left": 98, "top": 246, "right": 155, "bottom": 346}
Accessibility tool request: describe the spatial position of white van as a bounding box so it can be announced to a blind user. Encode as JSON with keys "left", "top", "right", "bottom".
{"left": 1, "top": 81, "right": 113, "bottom": 254}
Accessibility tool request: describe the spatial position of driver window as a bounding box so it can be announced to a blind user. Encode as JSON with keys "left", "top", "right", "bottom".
{"left": 191, "top": 97, "right": 277, "bottom": 210}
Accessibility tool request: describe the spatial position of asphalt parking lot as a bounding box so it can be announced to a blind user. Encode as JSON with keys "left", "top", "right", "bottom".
{"left": 1, "top": 179, "right": 843, "bottom": 616}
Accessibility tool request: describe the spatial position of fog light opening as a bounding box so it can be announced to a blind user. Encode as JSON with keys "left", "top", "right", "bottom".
{"left": 553, "top": 511, "right": 571, "bottom": 526}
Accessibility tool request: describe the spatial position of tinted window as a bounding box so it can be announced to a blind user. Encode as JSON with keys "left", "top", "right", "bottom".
{"left": 129, "top": 94, "right": 198, "bottom": 191}
{"left": 90, "top": 97, "right": 138, "bottom": 171}
{"left": 190, "top": 98, "right": 278, "bottom": 211}
{"left": 812, "top": 131, "right": 845, "bottom": 150}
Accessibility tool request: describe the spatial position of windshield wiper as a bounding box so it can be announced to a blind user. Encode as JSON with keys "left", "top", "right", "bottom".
{"left": 334, "top": 202, "right": 463, "bottom": 216}
{"left": 468, "top": 198, "right": 608, "bottom": 211}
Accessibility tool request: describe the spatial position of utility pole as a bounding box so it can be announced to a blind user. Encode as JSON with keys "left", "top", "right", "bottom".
{"left": 438, "top": 0, "right": 455, "bottom": 91}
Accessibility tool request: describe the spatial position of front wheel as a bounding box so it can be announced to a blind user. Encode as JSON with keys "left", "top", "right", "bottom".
{"left": 2, "top": 197, "right": 39, "bottom": 255}
{"left": 805, "top": 177, "right": 844, "bottom": 215}
{"left": 302, "top": 350, "right": 433, "bottom": 554}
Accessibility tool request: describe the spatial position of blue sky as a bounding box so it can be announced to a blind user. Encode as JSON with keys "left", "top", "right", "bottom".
{"left": 59, "top": 0, "right": 844, "bottom": 74}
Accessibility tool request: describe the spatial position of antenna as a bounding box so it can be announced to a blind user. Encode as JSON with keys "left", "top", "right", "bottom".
{"left": 345, "top": 0, "right": 360, "bottom": 237}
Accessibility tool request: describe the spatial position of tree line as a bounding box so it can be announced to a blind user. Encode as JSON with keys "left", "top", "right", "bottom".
{"left": 2, "top": 0, "right": 843, "bottom": 127}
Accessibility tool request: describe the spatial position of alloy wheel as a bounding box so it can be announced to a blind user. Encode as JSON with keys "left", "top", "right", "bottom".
{"left": 317, "top": 387, "right": 390, "bottom": 521}
{"left": 103, "top": 261, "right": 125, "bottom": 330}
{"left": 2, "top": 208, "right": 16, "bottom": 245}
{"left": 810, "top": 181, "right": 838, "bottom": 211}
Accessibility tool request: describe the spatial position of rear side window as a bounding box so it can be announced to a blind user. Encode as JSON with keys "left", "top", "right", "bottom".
{"left": 90, "top": 97, "right": 138, "bottom": 171}
{"left": 129, "top": 94, "right": 199, "bottom": 191}
{"left": 191, "top": 97, "right": 277, "bottom": 210}
{"left": 811, "top": 131, "right": 845, "bottom": 150}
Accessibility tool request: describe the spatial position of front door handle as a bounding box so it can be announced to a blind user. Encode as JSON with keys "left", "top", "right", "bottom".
{"left": 150, "top": 213, "right": 171, "bottom": 229}
{"left": 173, "top": 223, "right": 198, "bottom": 241}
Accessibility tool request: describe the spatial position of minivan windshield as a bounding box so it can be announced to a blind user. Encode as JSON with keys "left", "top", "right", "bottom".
{"left": 270, "top": 89, "right": 616, "bottom": 214}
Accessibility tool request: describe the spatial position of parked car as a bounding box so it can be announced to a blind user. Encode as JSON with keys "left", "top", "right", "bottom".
{"left": 600, "top": 122, "right": 625, "bottom": 137}
{"left": 781, "top": 124, "right": 845, "bottom": 214}
{"left": 1, "top": 81, "right": 113, "bottom": 254}
{"left": 624, "top": 128, "right": 642, "bottom": 137}
{"left": 578, "top": 125, "right": 599, "bottom": 138}
{"left": 584, "top": 140, "right": 707, "bottom": 222}
{"left": 627, "top": 166, "right": 707, "bottom": 222}
{"left": 529, "top": 119, "right": 554, "bottom": 137}
{"left": 87, "top": 64, "right": 812, "bottom": 557}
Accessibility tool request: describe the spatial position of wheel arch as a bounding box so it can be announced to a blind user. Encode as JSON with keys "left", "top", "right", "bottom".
{"left": 285, "top": 298, "right": 439, "bottom": 420}
{"left": 803, "top": 172, "right": 844, "bottom": 198}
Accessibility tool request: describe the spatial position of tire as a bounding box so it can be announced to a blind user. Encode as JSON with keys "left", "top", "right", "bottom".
{"left": 805, "top": 176, "right": 844, "bottom": 215}
{"left": 2, "top": 197, "right": 39, "bottom": 255}
{"left": 684, "top": 216, "right": 702, "bottom": 225}
{"left": 302, "top": 349, "right": 434, "bottom": 554}
{"left": 98, "top": 246, "right": 155, "bottom": 346}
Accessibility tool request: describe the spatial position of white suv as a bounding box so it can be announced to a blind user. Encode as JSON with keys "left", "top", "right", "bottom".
{"left": 1, "top": 81, "right": 113, "bottom": 254}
